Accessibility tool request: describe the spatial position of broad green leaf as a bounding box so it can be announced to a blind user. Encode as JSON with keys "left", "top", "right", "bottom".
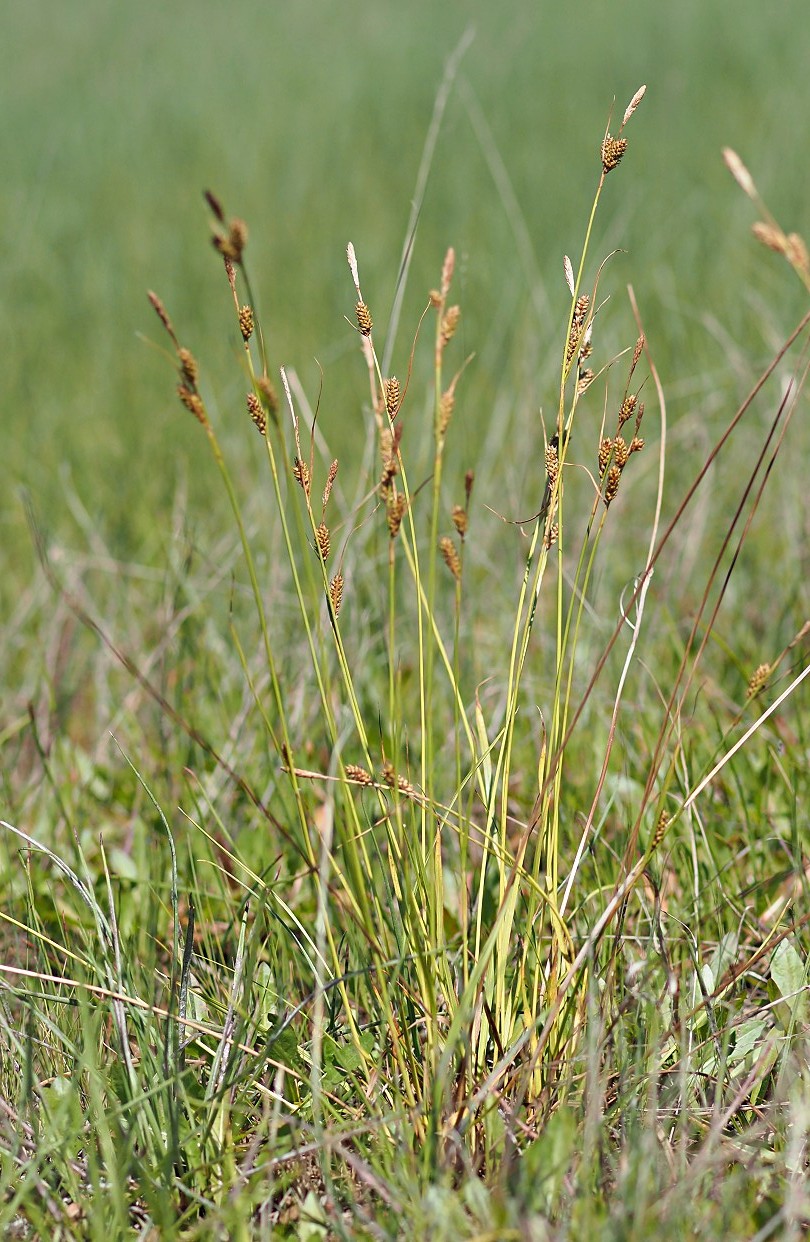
{"left": 769, "top": 938, "right": 808, "bottom": 1027}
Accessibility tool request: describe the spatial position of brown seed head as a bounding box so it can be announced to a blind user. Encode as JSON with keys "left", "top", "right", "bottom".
{"left": 356, "top": 300, "right": 373, "bottom": 336}
{"left": 381, "top": 761, "right": 417, "bottom": 798}
{"left": 651, "top": 809, "right": 670, "bottom": 850}
{"left": 441, "top": 304, "right": 461, "bottom": 346}
{"left": 613, "top": 436, "right": 629, "bottom": 469}
{"left": 147, "top": 291, "right": 177, "bottom": 345}
{"left": 177, "top": 348, "right": 199, "bottom": 388}
{"left": 598, "top": 437, "right": 613, "bottom": 476}
{"left": 293, "top": 456, "right": 311, "bottom": 494}
{"left": 746, "top": 662, "right": 771, "bottom": 699}
{"left": 752, "top": 221, "right": 788, "bottom": 256}
{"left": 577, "top": 368, "right": 595, "bottom": 396}
{"left": 224, "top": 257, "right": 236, "bottom": 291}
{"left": 213, "top": 219, "right": 247, "bottom": 264}
{"left": 631, "top": 334, "right": 645, "bottom": 373}
{"left": 451, "top": 504, "right": 468, "bottom": 539}
{"left": 246, "top": 391, "right": 267, "bottom": 435}
{"left": 379, "top": 459, "right": 398, "bottom": 498}
{"left": 634, "top": 402, "right": 645, "bottom": 435}
{"left": 605, "top": 465, "right": 622, "bottom": 505}
{"left": 329, "top": 572, "right": 344, "bottom": 618}
{"left": 545, "top": 440, "right": 559, "bottom": 485}
{"left": 177, "top": 384, "right": 207, "bottom": 427}
{"left": 314, "top": 522, "right": 331, "bottom": 562}
{"left": 384, "top": 376, "right": 401, "bottom": 417}
{"left": 239, "top": 304, "right": 254, "bottom": 342}
{"left": 229, "top": 218, "right": 248, "bottom": 261}
{"left": 439, "top": 535, "right": 461, "bottom": 581}
{"left": 786, "top": 232, "right": 810, "bottom": 275}
{"left": 629, "top": 436, "right": 645, "bottom": 454}
{"left": 322, "top": 459, "right": 339, "bottom": 507}
{"left": 602, "top": 134, "right": 628, "bottom": 174}
{"left": 545, "top": 521, "right": 559, "bottom": 548}
{"left": 429, "top": 289, "right": 442, "bottom": 308}
{"left": 204, "top": 189, "right": 226, "bottom": 224}
{"left": 465, "top": 469, "right": 475, "bottom": 505}
{"left": 387, "top": 493, "right": 406, "bottom": 538}
{"left": 438, "top": 387, "right": 456, "bottom": 437}
{"left": 345, "top": 763, "right": 373, "bottom": 787}
{"left": 619, "top": 393, "right": 637, "bottom": 427}
{"left": 566, "top": 295, "right": 590, "bottom": 363}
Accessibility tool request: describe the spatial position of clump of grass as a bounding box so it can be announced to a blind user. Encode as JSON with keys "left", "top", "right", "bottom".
{"left": 4, "top": 83, "right": 810, "bottom": 1238}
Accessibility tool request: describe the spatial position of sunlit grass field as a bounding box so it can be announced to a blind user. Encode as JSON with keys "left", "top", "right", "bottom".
{"left": 3, "top": 3, "right": 810, "bottom": 1238}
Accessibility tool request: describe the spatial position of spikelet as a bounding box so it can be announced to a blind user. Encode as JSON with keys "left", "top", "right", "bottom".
{"left": 563, "top": 254, "right": 575, "bottom": 296}
{"left": 598, "top": 437, "right": 613, "bottom": 476}
{"left": 379, "top": 458, "right": 398, "bottom": 498}
{"left": 786, "top": 232, "right": 810, "bottom": 275}
{"left": 293, "top": 456, "right": 311, "bottom": 494}
{"left": 630, "top": 334, "right": 645, "bottom": 375}
{"left": 545, "top": 521, "right": 559, "bottom": 548}
{"left": 440, "top": 305, "right": 461, "bottom": 346}
{"left": 387, "top": 493, "right": 406, "bottom": 538}
{"left": 451, "top": 504, "right": 468, "bottom": 538}
{"left": 213, "top": 217, "right": 248, "bottom": 263}
{"left": 178, "top": 384, "right": 208, "bottom": 427}
{"left": 752, "top": 221, "right": 788, "bottom": 255}
{"left": 345, "top": 763, "right": 373, "bottom": 787}
{"left": 381, "top": 761, "right": 417, "bottom": 799}
{"left": 204, "top": 189, "right": 226, "bottom": 223}
{"left": 545, "top": 438, "right": 560, "bottom": 486}
{"left": 651, "top": 809, "right": 670, "bottom": 850}
{"left": 384, "top": 377, "right": 401, "bottom": 417}
{"left": 246, "top": 391, "right": 266, "bottom": 435}
{"left": 634, "top": 402, "right": 645, "bottom": 435}
{"left": 314, "top": 522, "right": 331, "bottom": 562}
{"left": 622, "top": 85, "right": 647, "bottom": 125}
{"left": 438, "top": 386, "right": 455, "bottom": 437}
{"left": 329, "top": 572, "right": 344, "bottom": 618}
{"left": 619, "top": 393, "right": 638, "bottom": 426}
{"left": 601, "top": 134, "right": 628, "bottom": 174}
{"left": 239, "top": 304, "right": 254, "bottom": 342}
{"left": 178, "top": 348, "right": 199, "bottom": 387}
{"left": 566, "top": 295, "right": 590, "bottom": 364}
{"left": 613, "top": 436, "right": 630, "bottom": 469}
{"left": 465, "top": 470, "right": 475, "bottom": 504}
{"left": 746, "top": 662, "right": 771, "bottom": 699}
{"left": 577, "top": 368, "right": 595, "bottom": 396}
{"left": 605, "top": 465, "right": 622, "bottom": 505}
{"left": 148, "top": 291, "right": 178, "bottom": 346}
{"left": 629, "top": 436, "right": 645, "bottom": 454}
{"left": 322, "top": 459, "right": 339, "bottom": 507}
{"left": 723, "top": 148, "right": 757, "bottom": 200}
{"left": 439, "top": 535, "right": 461, "bottom": 581}
{"left": 355, "top": 301, "right": 373, "bottom": 336}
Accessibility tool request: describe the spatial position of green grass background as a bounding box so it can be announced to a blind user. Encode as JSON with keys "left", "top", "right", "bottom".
{"left": 3, "top": 0, "right": 809, "bottom": 583}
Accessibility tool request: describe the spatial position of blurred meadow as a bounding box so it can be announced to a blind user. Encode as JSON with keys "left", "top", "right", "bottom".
{"left": 4, "top": 0, "right": 809, "bottom": 560}
{"left": 3, "top": 1, "right": 810, "bottom": 1236}
{"left": 3, "top": 0, "right": 808, "bottom": 735}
